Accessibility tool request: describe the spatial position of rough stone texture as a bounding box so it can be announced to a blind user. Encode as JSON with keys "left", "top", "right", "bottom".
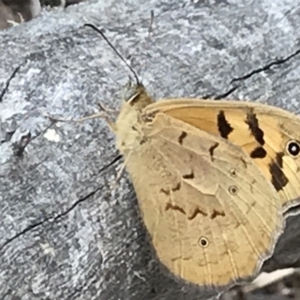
{"left": 1, "top": 0, "right": 300, "bottom": 299}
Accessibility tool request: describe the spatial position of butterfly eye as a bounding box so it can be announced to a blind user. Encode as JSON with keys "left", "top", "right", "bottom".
{"left": 230, "top": 169, "right": 237, "bottom": 177}
{"left": 286, "top": 140, "right": 300, "bottom": 157}
{"left": 229, "top": 186, "right": 239, "bottom": 195}
{"left": 198, "top": 237, "right": 209, "bottom": 248}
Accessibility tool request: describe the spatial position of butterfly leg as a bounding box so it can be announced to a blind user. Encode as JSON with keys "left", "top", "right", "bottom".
{"left": 45, "top": 112, "right": 105, "bottom": 123}
{"left": 109, "top": 162, "right": 126, "bottom": 190}
{"left": 110, "top": 151, "right": 132, "bottom": 189}
{"left": 97, "top": 101, "right": 117, "bottom": 114}
{"left": 97, "top": 102, "right": 118, "bottom": 132}
{"left": 45, "top": 102, "right": 118, "bottom": 132}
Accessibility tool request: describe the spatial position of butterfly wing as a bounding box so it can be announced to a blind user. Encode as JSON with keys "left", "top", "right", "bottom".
{"left": 145, "top": 99, "right": 300, "bottom": 213}
{"left": 123, "top": 111, "right": 283, "bottom": 287}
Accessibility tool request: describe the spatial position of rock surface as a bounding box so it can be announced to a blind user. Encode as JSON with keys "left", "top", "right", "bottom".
{"left": 1, "top": 0, "right": 300, "bottom": 299}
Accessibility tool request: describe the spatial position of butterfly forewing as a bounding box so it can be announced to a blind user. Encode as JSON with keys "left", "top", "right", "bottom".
{"left": 144, "top": 99, "right": 300, "bottom": 213}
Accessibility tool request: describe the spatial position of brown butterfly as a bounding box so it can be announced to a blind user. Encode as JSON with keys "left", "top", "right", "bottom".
{"left": 50, "top": 24, "right": 288, "bottom": 289}
{"left": 109, "top": 81, "right": 284, "bottom": 288}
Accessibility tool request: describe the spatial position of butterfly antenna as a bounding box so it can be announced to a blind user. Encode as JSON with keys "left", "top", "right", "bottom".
{"left": 84, "top": 23, "right": 140, "bottom": 85}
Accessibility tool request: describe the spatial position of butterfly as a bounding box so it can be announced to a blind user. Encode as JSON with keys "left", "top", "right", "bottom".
{"left": 51, "top": 23, "right": 293, "bottom": 289}
{"left": 105, "top": 80, "right": 284, "bottom": 287}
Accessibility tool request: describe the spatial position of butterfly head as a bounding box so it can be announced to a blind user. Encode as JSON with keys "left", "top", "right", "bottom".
{"left": 114, "top": 81, "right": 153, "bottom": 154}
{"left": 116, "top": 79, "right": 153, "bottom": 131}
{"left": 121, "top": 79, "right": 153, "bottom": 108}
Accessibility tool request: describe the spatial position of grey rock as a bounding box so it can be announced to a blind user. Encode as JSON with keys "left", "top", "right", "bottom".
{"left": 1, "top": 0, "right": 300, "bottom": 299}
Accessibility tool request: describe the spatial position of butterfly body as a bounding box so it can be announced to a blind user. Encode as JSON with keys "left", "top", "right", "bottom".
{"left": 112, "top": 83, "right": 284, "bottom": 287}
